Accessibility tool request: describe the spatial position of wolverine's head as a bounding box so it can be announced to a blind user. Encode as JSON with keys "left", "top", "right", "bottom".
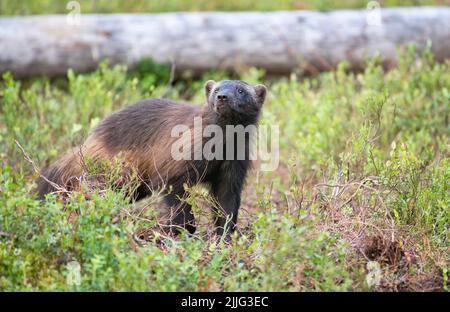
{"left": 204, "top": 80, "right": 267, "bottom": 123}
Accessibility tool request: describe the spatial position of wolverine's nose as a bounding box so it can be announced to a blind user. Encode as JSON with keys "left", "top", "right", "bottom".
{"left": 217, "top": 94, "right": 228, "bottom": 101}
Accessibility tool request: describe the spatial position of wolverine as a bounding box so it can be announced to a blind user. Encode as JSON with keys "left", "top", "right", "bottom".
{"left": 37, "top": 80, "right": 267, "bottom": 237}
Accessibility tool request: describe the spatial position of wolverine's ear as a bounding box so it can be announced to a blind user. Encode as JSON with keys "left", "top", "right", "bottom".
{"left": 204, "top": 80, "right": 216, "bottom": 98}
{"left": 254, "top": 84, "right": 267, "bottom": 105}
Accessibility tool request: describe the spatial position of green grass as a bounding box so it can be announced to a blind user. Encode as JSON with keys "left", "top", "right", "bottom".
{"left": 0, "top": 0, "right": 447, "bottom": 15}
{"left": 0, "top": 46, "right": 449, "bottom": 291}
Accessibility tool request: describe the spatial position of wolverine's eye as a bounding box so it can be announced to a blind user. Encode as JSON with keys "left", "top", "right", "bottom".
{"left": 214, "top": 89, "right": 219, "bottom": 93}
{"left": 237, "top": 88, "right": 244, "bottom": 94}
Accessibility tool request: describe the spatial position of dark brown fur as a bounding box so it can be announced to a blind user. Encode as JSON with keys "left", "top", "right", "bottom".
{"left": 37, "top": 80, "right": 267, "bottom": 237}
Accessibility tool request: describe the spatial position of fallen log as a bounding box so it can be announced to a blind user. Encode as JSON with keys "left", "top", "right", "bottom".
{"left": 0, "top": 7, "right": 449, "bottom": 78}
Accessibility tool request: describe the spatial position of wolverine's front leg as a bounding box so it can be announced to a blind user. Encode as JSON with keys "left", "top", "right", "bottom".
{"left": 211, "top": 160, "right": 248, "bottom": 238}
{"left": 164, "top": 187, "right": 196, "bottom": 235}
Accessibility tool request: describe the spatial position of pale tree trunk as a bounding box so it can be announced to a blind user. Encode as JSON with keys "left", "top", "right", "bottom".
{"left": 0, "top": 7, "right": 449, "bottom": 78}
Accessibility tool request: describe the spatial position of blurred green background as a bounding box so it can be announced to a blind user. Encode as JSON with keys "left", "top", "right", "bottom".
{"left": 1, "top": 0, "right": 448, "bottom": 15}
